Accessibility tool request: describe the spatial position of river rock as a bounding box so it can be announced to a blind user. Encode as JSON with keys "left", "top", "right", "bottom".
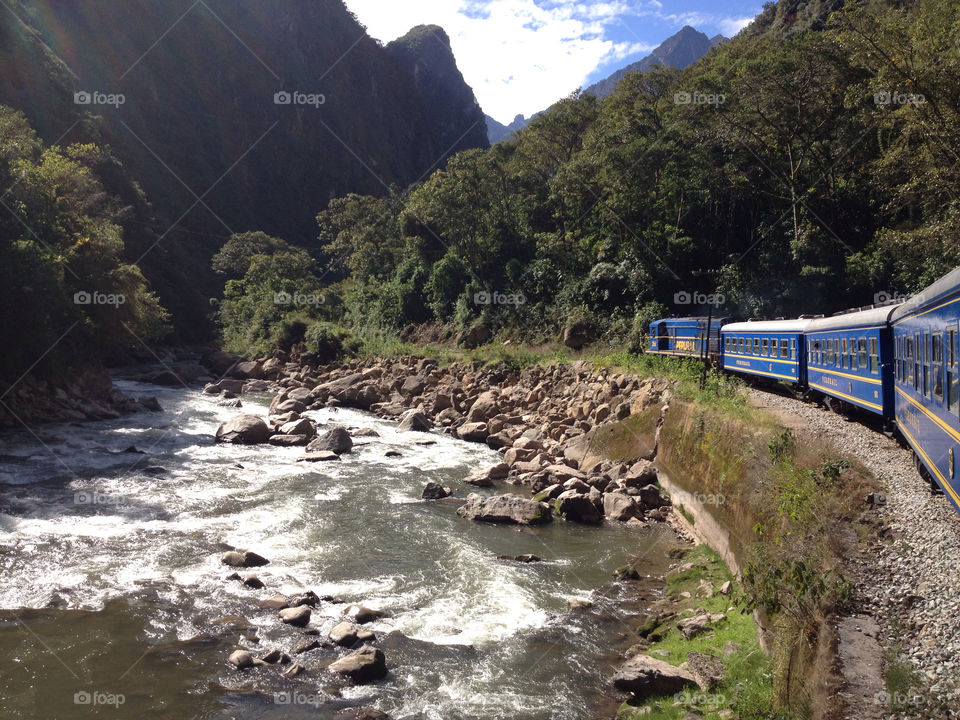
{"left": 221, "top": 550, "right": 270, "bottom": 568}
{"left": 297, "top": 451, "right": 341, "bottom": 462}
{"left": 229, "top": 649, "right": 254, "bottom": 670}
{"left": 677, "top": 612, "right": 725, "bottom": 639}
{"left": 343, "top": 604, "right": 385, "bottom": 624}
{"left": 334, "top": 708, "right": 392, "bottom": 720}
{"left": 611, "top": 654, "right": 698, "bottom": 698}
{"left": 307, "top": 427, "right": 353, "bottom": 454}
{"left": 457, "top": 422, "right": 489, "bottom": 442}
{"left": 259, "top": 648, "right": 291, "bottom": 665}
{"left": 603, "top": 492, "right": 642, "bottom": 522}
{"left": 279, "top": 417, "right": 317, "bottom": 439}
{"left": 554, "top": 490, "right": 603, "bottom": 525}
{"left": 421, "top": 482, "right": 452, "bottom": 500}
{"left": 466, "top": 391, "right": 499, "bottom": 423}
{"left": 282, "top": 663, "right": 307, "bottom": 678}
{"left": 328, "top": 644, "right": 387, "bottom": 683}
{"left": 330, "top": 621, "right": 359, "bottom": 646}
{"left": 457, "top": 493, "right": 552, "bottom": 525}
{"left": 398, "top": 410, "right": 431, "bottom": 432}
{"left": 215, "top": 415, "right": 271, "bottom": 444}
{"left": 268, "top": 434, "right": 310, "bottom": 446}
{"left": 243, "top": 575, "right": 265, "bottom": 589}
{"left": 278, "top": 606, "right": 311, "bottom": 627}
{"left": 497, "top": 554, "right": 542, "bottom": 563}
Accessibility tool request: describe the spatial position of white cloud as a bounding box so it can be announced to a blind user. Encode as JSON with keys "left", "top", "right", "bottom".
{"left": 345, "top": 0, "right": 650, "bottom": 124}
{"left": 718, "top": 15, "right": 755, "bottom": 36}
{"left": 343, "top": 1, "right": 760, "bottom": 124}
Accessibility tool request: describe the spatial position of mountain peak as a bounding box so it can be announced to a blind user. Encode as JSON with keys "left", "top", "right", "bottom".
{"left": 581, "top": 25, "right": 725, "bottom": 100}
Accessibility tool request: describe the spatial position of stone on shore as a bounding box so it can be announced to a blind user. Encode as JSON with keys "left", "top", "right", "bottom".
{"left": 397, "top": 410, "right": 431, "bottom": 432}
{"left": 611, "top": 654, "right": 698, "bottom": 698}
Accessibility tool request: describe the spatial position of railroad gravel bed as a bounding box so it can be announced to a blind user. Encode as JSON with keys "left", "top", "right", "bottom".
{"left": 749, "top": 388, "right": 960, "bottom": 717}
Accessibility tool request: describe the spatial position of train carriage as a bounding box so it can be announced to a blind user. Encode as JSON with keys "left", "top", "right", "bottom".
{"left": 647, "top": 317, "right": 730, "bottom": 360}
{"left": 891, "top": 268, "right": 960, "bottom": 510}
{"left": 719, "top": 319, "right": 809, "bottom": 384}
{"left": 804, "top": 306, "right": 900, "bottom": 417}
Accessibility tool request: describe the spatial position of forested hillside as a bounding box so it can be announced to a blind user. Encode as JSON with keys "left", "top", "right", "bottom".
{"left": 0, "top": 0, "right": 488, "bottom": 349}
{"left": 220, "top": 0, "right": 959, "bottom": 357}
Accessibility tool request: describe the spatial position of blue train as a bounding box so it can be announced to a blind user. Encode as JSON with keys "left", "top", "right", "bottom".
{"left": 648, "top": 266, "right": 960, "bottom": 511}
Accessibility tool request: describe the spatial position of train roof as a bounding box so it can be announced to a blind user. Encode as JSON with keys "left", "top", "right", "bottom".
{"left": 649, "top": 316, "right": 731, "bottom": 326}
{"left": 721, "top": 319, "right": 812, "bottom": 333}
{"left": 890, "top": 266, "right": 960, "bottom": 322}
{"left": 805, "top": 304, "right": 902, "bottom": 332}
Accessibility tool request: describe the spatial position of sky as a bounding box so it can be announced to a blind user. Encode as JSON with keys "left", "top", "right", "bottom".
{"left": 343, "top": 0, "right": 762, "bottom": 124}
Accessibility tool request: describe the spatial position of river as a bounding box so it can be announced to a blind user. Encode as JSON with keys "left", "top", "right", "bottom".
{"left": 0, "top": 377, "right": 681, "bottom": 719}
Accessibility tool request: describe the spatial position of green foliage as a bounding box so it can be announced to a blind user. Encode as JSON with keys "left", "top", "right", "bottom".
{"left": 303, "top": 322, "right": 361, "bottom": 364}
{"left": 0, "top": 106, "right": 169, "bottom": 381}
{"left": 769, "top": 430, "right": 797, "bottom": 464}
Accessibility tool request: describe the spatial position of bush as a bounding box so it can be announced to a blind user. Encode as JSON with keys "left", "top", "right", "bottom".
{"left": 303, "top": 322, "right": 361, "bottom": 364}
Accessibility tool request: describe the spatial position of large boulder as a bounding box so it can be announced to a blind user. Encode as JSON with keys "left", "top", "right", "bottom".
{"left": 329, "top": 621, "right": 359, "bottom": 647}
{"left": 307, "top": 427, "right": 353, "bottom": 454}
{"left": 603, "top": 492, "right": 643, "bottom": 522}
{"left": 611, "top": 654, "right": 698, "bottom": 698}
{"left": 456, "top": 422, "right": 489, "bottom": 442}
{"left": 457, "top": 493, "right": 552, "bottom": 526}
{"left": 562, "top": 320, "right": 597, "bottom": 350}
{"left": 554, "top": 490, "right": 603, "bottom": 525}
{"left": 328, "top": 644, "right": 387, "bottom": 683}
{"left": 466, "top": 391, "right": 499, "bottom": 423}
{"left": 215, "top": 414, "right": 271, "bottom": 444}
{"left": 279, "top": 417, "right": 317, "bottom": 439}
{"left": 397, "top": 410, "right": 431, "bottom": 432}
{"left": 315, "top": 374, "right": 382, "bottom": 409}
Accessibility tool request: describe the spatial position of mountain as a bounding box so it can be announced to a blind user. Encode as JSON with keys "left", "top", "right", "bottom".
{"left": 0, "top": 0, "right": 488, "bottom": 337}
{"left": 386, "top": 26, "right": 489, "bottom": 163}
{"left": 485, "top": 114, "right": 530, "bottom": 144}
{"left": 486, "top": 25, "right": 726, "bottom": 144}
{"left": 583, "top": 26, "right": 726, "bottom": 99}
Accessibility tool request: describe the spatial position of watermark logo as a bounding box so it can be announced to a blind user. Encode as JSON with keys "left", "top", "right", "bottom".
{"left": 673, "top": 290, "right": 725, "bottom": 307}
{"left": 673, "top": 490, "right": 726, "bottom": 507}
{"left": 273, "top": 291, "right": 325, "bottom": 307}
{"left": 73, "top": 290, "right": 126, "bottom": 307}
{"left": 674, "top": 91, "right": 725, "bottom": 106}
{"left": 74, "top": 91, "right": 125, "bottom": 108}
{"left": 74, "top": 490, "right": 127, "bottom": 508}
{"left": 873, "top": 690, "right": 922, "bottom": 707}
{"left": 874, "top": 90, "right": 926, "bottom": 107}
{"left": 673, "top": 690, "right": 726, "bottom": 707}
{"left": 474, "top": 291, "right": 526, "bottom": 306}
{"left": 74, "top": 691, "right": 125, "bottom": 707}
{"left": 873, "top": 290, "right": 927, "bottom": 310}
{"left": 274, "top": 90, "right": 325, "bottom": 108}
{"left": 274, "top": 692, "right": 323, "bottom": 708}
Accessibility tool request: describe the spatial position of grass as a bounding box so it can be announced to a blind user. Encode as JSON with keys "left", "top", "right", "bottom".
{"left": 618, "top": 545, "right": 783, "bottom": 720}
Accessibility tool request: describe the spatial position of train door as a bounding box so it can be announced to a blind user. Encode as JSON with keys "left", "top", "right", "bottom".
{"left": 656, "top": 322, "right": 668, "bottom": 351}
{"left": 948, "top": 325, "right": 959, "bottom": 415}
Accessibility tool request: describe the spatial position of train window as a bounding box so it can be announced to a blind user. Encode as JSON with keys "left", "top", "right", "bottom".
{"left": 753, "top": 338, "right": 760, "bottom": 355}
{"left": 841, "top": 338, "right": 847, "bottom": 368}
{"left": 827, "top": 339, "right": 835, "bottom": 364}
{"left": 857, "top": 338, "right": 868, "bottom": 371}
{"left": 869, "top": 337, "right": 879, "bottom": 374}
{"left": 914, "top": 333, "right": 921, "bottom": 391}
{"left": 923, "top": 332, "right": 930, "bottom": 397}
{"left": 761, "top": 338, "right": 768, "bottom": 356}
{"left": 948, "top": 327, "right": 959, "bottom": 411}
{"left": 790, "top": 338, "right": 796, "bottom": 360}
{"left": 933, "top": 332, "right": 944, "bottom": 401}
{"left": 780, "top": 338, "right": 789, "bottom": 358}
